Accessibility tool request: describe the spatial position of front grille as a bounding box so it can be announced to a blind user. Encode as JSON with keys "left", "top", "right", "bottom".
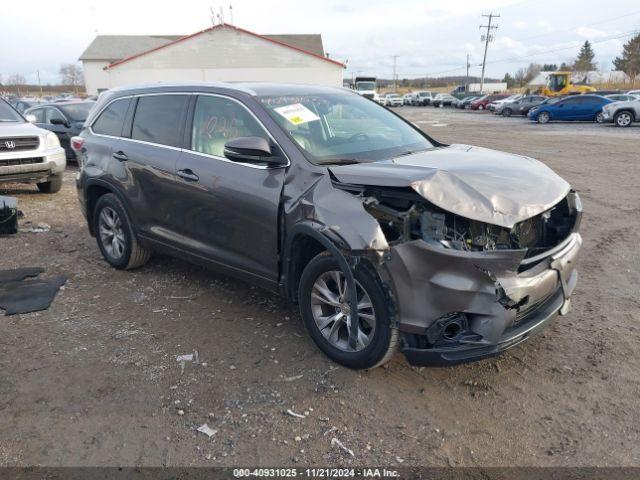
{"left": 0, "top": 157, "right": 44, "bottom": 167}
{"left": 0, "top": 136, "right": 40, "bottom": 152}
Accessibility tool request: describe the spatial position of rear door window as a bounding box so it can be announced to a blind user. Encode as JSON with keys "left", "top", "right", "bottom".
{"left": 132, "top": 95, "right": 188, "bottom": 147}
{"left": 92, "top": 98, "right": 130, "bottom": 137}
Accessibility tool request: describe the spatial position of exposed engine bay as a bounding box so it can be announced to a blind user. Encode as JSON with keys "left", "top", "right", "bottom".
{"left": 342, "top": 184, "right": 581, "bottom": 258}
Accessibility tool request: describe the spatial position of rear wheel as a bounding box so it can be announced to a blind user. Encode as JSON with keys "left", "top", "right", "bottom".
{"left": 36, "top": 174, "right": 62, "bottom": 193}
{"left": 614, "top": 111, "right": 633, "bottom": 127}
{"left": 537, "top": 111, "right": 550, "bottom": 124}
{"left": 298, "top": 253, "right": 398, "bottom": 369}
{"left": 478, "top": 105, "right": 484, "bottom": 110}
{"left": 93, "top": 193, "right": 151, "bottom": 270}
{"left": 502, "top": 108, "right": 512, "bottom": 117}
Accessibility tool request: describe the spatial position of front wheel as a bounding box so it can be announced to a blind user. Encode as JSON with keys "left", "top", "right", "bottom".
{"left": 502, "top": 108, "right": 512, "bottom": 117}
{"left": 298, "top": 253, "right": 398, "bottom": 369}
{"left": 614, "top": 111, "right": 633, "bottom": 127}
{"left": 478, "top": 105, "right": 484, "bottom": 110}
{"left": 537, "top": 112, "right": 550, "bottom": 124}
{"left": 595, "top": 112, "right": 604, "bottom": 123}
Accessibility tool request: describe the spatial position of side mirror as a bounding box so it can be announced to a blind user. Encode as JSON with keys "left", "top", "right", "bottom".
{"left": 223, "top": 137, "right": 286, "bottom": 166}
{"left": 51, "top": 117, "right": 70, "bottom": 127}
{"left": 25, "top": 114, "right": 37, "bottom": 123}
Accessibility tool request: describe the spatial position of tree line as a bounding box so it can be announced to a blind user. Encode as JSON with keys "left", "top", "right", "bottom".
{"left": 502, "top": 35, "right": 640, "bottom": 88}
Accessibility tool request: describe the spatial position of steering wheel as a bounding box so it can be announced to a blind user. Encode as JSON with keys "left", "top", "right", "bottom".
{"left": 348, "top": 132, "right": 370, "bottom": 142}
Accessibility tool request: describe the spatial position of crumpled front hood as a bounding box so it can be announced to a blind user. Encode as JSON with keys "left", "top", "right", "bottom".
{"left": 328, "top": 144, "right": 570, "bottom": 228}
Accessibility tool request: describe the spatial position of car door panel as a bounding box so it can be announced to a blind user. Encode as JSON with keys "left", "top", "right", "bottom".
{"left": 118, "top": 94, "right": 189, "bottom": 244}
{"left": 170, "top": 94, "right": 286, "bottom": 281}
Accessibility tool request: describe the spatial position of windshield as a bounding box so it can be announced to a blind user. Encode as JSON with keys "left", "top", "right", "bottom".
{"left": 356, "top": 82, "right": 375, "bottom": 91}
{"left": 57, "top": 102, "right": 95, "bottom": 122}
{"left": 258, "top": 92, "right": 434, "bottom": 165}
{"left": 0, "top": 100, "right": 24, "bottom": 123}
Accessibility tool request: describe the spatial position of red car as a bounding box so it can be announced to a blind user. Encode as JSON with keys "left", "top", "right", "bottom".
{"left": 470, "top": 94, "right": 509, "bottom": 110}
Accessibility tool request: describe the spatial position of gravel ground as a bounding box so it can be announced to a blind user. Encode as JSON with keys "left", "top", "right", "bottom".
{"left": 0, "top": 107, "right": 638, "bottom": 467}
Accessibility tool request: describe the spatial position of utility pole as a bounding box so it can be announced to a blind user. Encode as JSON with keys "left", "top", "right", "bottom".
{"left": 392, "top": 55, "right": 399, "bottom": 91}
{"left": 37, "top": 70, "right": 43, "bottom": 98}
{"left": 479, "top": 12, "right": 499, "bottom": 94}
{"left": 465, "top": 54, "right": 470, "bottom": 94}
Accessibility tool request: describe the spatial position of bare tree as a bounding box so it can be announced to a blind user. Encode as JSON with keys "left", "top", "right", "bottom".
{"left": 514, "top": 68, "right": 527, "bottom": 87}
{"left": 7, "top": 73, "right": 27, "bottom": 96}
{"left": 59, "top": 63, "right": 84, "bottom": 93}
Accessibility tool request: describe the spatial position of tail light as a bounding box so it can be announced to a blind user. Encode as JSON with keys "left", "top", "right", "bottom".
{"left": 70, "top": 136, "right": 85, "bottom": 151}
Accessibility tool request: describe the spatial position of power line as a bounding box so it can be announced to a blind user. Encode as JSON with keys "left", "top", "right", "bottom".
{"left": 514, "top": 9, "right": 640, "bottom": 43}
{"left": 421, "top": 29, "right": 638, "bottom": 78}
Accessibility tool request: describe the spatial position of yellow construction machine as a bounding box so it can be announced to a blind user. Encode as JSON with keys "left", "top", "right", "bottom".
{"left": 539, "top": 72, "right": 596, "bottom": 97}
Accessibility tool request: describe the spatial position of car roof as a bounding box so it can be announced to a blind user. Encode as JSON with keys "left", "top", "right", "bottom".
{"left": 29, "top": 101, "right": 96, "bottom": 108}
{"left": 104, "top": 82, "right": 347, "bottom": 98}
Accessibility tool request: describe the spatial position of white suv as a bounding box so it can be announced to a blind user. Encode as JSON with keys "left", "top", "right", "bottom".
{"left": 0, "top": 98, "right": 66, "bottom": 193}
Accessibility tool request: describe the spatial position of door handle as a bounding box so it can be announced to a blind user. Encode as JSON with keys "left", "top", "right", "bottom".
{"left": 177, "top": 168, "right": 199, "bottom": 182}
{"left": 112, "top": 150, "right": 128, "bottom": 161}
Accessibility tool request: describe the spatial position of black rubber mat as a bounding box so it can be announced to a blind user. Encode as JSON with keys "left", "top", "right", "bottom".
{"left": 0, "top": 269, "right": 66, "bottom": 315}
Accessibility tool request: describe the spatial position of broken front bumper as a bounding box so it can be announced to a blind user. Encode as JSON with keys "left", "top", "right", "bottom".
{"left": 385, "top": 232, "right": 582, "bottom": 366}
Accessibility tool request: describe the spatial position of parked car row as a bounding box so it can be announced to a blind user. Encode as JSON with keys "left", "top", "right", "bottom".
{"left": 415, "top": 89, "right": 640, "bottom": 128}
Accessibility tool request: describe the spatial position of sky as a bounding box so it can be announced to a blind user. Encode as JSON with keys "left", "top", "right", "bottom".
{"left": 0, "top": 0, "right": 638, "bottom": 84}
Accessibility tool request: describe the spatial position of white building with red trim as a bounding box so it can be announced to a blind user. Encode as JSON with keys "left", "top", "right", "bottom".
{"left": 79, "top": 24, "right": 344, "bottom": 95}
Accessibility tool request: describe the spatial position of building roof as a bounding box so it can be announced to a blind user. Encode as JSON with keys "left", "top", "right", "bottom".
{"left": 79, "top": 35, "right": 183, "bottom": 61}
{"left": 80, "top": 29, "right": 326, "bottom": 62}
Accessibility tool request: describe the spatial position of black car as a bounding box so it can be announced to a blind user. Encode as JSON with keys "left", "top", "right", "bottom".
{"left": 25, "top": 101, "right": 95, "bottom": 160}
{"left": 10, "top": 98, "right": 41, "bottom": 114}
{"left": 74, "top": 83, "right": 582, "bottom": 369}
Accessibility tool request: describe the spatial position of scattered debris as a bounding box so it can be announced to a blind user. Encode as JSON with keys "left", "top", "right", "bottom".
{"left": 331, "top": 437, "right": 354, "bottom": 457}
{"left": 21, "top": 221, "right": 50, "bottom": 233}
{"left": 196, "top": 424, "right": 218, "bottom": 438}
{"left": 285, "top": 409, "right": 306, "bottom": 419}
{"left": 0, "top": 268, "right": 66, "bottom": 315}
{"left": 177, "top": 409, "right": 185, "bottom": 416}
{"left": 283, "top": 374, "right": 303, "bottom": 382}
{"left": 176, "top": 351, "right": 199, "bottom": 374}
{"left": 0, "top": 196, "right": 18, "bottom": 235}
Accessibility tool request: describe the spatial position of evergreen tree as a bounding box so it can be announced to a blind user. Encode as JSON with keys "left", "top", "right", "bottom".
{"left": 613, "top": 32, "right": 640, "bottom": 83}
{"left": 573, "top": 41, "right": 596, "bottom": 71}
{"left": 502, "top": 73, "right": 515, "bottom": 88}
{"left": 542, "top": 64, "right": 558, "bottom": 71}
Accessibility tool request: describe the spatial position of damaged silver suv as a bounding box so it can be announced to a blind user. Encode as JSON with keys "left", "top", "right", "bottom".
{"left": 75, "top": 84, "right": 582, "bottom": 369}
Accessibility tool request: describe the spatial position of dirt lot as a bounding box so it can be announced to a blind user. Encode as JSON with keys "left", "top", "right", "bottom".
{"left": 1, "top": 108, "right": 639, "bottom": 467}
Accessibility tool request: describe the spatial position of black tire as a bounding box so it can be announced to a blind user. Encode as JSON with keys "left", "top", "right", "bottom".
{"left": 298, "top": 252, "right": 399, "bottom": 370}
{"left": 36, "top": 174, "right": 62, "bottom": 193}
{"left": 93, "top": 193, "right": 151, "bottom": 270}
{"left": 502, "top": 108, "right": 512, "bottom": 117}
{"left": 595, "top": 112, "right": 604, "bottom": 124}
{"left": 614, "top": 110, "right": 634, "bottom": 128}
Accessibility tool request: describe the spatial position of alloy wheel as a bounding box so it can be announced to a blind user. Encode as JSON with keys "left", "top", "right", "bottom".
{"left": 595, "top": 112, "right": 604, "bottom": 123}
{"left": 616, "top": 112, "right": 632, "bottom": 127}
{"left": 98, "top": 206, "right": 126, "bottom": 259}
{"left": 310, "top": 270, "right": 376, "bottom": 352}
